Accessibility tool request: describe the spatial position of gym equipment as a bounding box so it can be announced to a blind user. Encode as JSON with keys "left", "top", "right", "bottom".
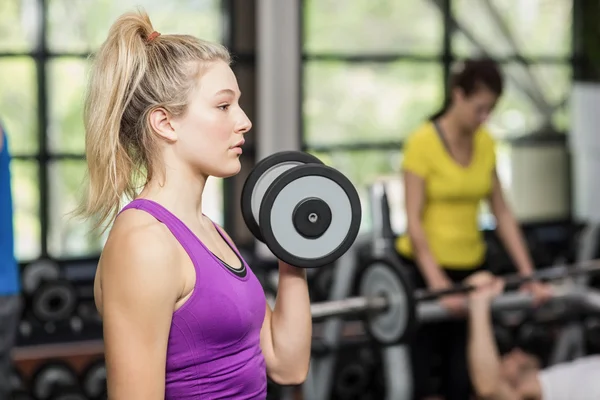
{"left": 22, "top": 259, "right": 60, "bottom": 295}
{"left": 81, "top": 359, "right": 107, "bottom": 400}
{"left": 31, "top": 361, "right": 82, "bottom": 400}
{"left": 241, "top": 151, "right": 362, "bottom": 268}
{"left": 241, "top": 151, "right": 323, "bottom": 242}
{"left": 32, "top": 279, "right": 78, "bottom": 323}
{"left": 310, "top": 258, "right": 600, "bottom": 345}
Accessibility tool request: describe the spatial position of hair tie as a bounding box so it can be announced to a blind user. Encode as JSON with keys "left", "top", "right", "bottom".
{"left": 147, "top": 31, "right": 161, "bottom": 43}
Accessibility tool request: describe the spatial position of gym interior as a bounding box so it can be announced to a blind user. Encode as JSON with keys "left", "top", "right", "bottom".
{"left": 2, "top": 1, "right": 600, "bottom": 399}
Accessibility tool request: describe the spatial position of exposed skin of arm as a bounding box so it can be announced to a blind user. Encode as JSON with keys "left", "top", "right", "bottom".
{"left": 260, "top": 262, "right": 311, "bottom": 385}
{"left": 516, "top": 372, "right": 543, "bottom": 400}
{"left": 468, "top": 299, "right": 518, "bottom": 400}
{"left": 488, "top": 171, "right": 535, "bottom": 277}
{"left": 403, "top": 171, "right": 446, "bottom": 286}
{"left": 0, "top": 125, "right": 4, "bottom": 152}
{"left": 98, "top": 212, "right": 183, "bottom": 400}
{"left": 215, "top": 225, "right": 311, "bottom": 385}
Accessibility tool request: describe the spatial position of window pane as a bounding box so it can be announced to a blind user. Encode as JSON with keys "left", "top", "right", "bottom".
{"left": 48, "top": 160, "right": 104, "bottom": 258}
{"left": 0, "top": 0, "right": 40, "bottom": 52}
{"left": 308, "top": 149, "right": 402, "bottom": 233}
{"left": 11, "top": 160, "right": 41, "bottom": 261}
{"left": 452, "top": 0, "right": 572, "bottom": 58}
{"left": 0, "top": 58, "right": 38, "bottom": 154}
{"left": 304, "top": 0, "right": 442, "bottom": 55}
{"left": 488, "top": 63, "right": 571, "bottom": 138}
{"left": 47, "top": 58, "right": 89, "bottom": 154}
{"left": 47, "top": 0, "right": 223, "bottom": 53}
{"left": 303, "top": 61, "right": 444, "bottom": 147}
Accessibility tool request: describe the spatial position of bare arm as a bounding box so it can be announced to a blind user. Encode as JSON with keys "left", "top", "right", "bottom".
{"left": 404, "top": 171, "right": 446, "bottom": 286}
{"left": 259, "top": 262, "right": 311, "bottom": 385}
{"left": 468, "top": 300, "right": 517, "bottom": 400}
{"left": 488, "top": 171, "right": 534, "bottom": 277}
{"left": 0, "top": 125, "right": 4, "bottom": 152}
{"left": 516, "top": 372, "right": 542, "bottom": 400}
{"left": 99, "top": 218, "right": 181, "bottom": 399}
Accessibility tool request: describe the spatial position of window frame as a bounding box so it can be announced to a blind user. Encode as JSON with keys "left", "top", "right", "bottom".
{"left": 299, "top": 0, "right": 576, "bottom": 231}
{"left": 1, "top": 0, "right": 236, "bottom": 264}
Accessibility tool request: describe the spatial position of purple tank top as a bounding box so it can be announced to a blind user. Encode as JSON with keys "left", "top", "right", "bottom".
{"left": 120, "top": 199, "right": 268, "bottom": 399}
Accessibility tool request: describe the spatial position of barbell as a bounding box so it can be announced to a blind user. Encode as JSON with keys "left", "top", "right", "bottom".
{"left": 310, "top": 258, "right": 600, "bottom": 345}
{"left": 241, "top": 151, "right": 362, "bottom": 268}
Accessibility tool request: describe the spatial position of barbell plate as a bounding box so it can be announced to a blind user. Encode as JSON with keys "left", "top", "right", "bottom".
{"left": 32, "top": 362, "right": 78, "bottom": 400}
{"left": 358, "top": 261, "right": 416, "bottom": 345}
{"left": 241, "top": 151, "right": 323, "bottom": 243}
{"left": 22, "top": 259, "right": 60, "bottom": 295}
{"left": 81, "top": 360, "right": 107, "bottom": 400}
{"left": 259, "top": 164, "right": 361, "bottom": 268}
{"left": 32, "top": 280, "right": 78, "bottom": 323}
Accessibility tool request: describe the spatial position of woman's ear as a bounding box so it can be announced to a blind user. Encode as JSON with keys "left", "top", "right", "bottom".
{"left": 149, "top": 107, "right": 177, "bottom": 142}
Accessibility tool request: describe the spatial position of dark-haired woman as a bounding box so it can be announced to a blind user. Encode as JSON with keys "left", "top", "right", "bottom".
{"left": 395, "top": 58, "right": 552, "bottom": 400}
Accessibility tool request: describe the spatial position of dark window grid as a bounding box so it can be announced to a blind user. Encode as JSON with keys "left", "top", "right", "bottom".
{"left": 302, "top": 54, "right": 576, "bottom": 64}
{"left": 2, "top": 0, "right": 251, "bottom": 262}
{"left": 303, "top": 131, "right": 570, "bottom": 154}
{"left": 299, "top": 0, "right": 576, "bottom": 148}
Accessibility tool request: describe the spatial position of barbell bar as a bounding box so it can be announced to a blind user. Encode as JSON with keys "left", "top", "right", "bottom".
{"left": 310, "top": 258, "right": 600, "bottom": 346}
{"left": 414, "top": 259, "right": 600, "bottom": 301}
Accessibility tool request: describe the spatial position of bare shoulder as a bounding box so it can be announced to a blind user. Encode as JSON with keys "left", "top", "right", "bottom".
{"left": 99, "top": 208, "right": 182, "bottom": 304}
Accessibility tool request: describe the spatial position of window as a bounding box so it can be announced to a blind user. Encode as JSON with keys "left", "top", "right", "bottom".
{"left": 302, "top": 0, "right": 574, "bottom": 233}
{"left": 0, "top": 0, "right": 224, "bottom": 263}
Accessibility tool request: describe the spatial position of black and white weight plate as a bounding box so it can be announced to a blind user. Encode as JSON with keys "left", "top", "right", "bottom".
{"left": 259, "top": 164, "right": 361, "bottom": 268}
{"left": 358, "top": 260, "right": 416, "bottom": 345}
{"left": 241, "top": 151, "right": 323, "bottom": 242}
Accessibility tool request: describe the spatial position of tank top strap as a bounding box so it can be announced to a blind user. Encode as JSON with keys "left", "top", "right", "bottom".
{"left": 119, "top": 198, "right": 200, "bottom": 260}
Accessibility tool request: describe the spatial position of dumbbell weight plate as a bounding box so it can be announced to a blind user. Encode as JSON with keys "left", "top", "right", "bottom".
{"left": 241, "top": 151, "right": 323, "bottom": 242}
{"left": 259, "top": 164, "right": 361, "bottom": 268}
{"left": 81, "top": 360, "right": 106, "bottom": 400}
{"left": 358, "top": 261, "right": 416, "bottom": 345}
{"left": 32, "top": 362, "right": 78, "bottom": 400}
{"left": 22, "top": 259, "right": 60, "bottom": 296}
{"left": 32, "top": 280, "right": 78, "bottom": 323}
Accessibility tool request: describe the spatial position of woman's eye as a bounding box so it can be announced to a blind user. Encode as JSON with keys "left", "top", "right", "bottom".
{"left": 218, "top": 104, "right": 230, "bottom": 111}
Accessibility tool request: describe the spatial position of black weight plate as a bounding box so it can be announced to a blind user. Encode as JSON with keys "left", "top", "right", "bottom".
{"left": 358, "top": 260, "right": 416, "bottom": 345}
{"left": 241, "top": 151, "right": 323, "bottom": 242}
{"left": 32, "top": 280, "right": 78, "bottom": 323}
{"left": 22, "top": 259, "right": 60, "bottom": 295}
{"left": 31, "top": 361, "right": 78, "bottom": 400}
{"left": 259, "top": 164, "right": 361, "bottom": 268}
{"left": 81, "top": 360, "right": 106, "bottom": 400}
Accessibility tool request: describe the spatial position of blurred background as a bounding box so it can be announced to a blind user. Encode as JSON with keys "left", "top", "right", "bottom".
{"left": 3, "top": 1, "right": 600, "bottom": 399}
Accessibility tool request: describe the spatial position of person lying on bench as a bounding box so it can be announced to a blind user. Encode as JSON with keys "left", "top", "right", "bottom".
{"left": 465, "top": 271, "right": 600, "bottom": 400}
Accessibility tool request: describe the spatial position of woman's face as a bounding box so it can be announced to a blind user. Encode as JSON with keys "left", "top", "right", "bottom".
{"left": 453, "top": 85, "right": 499, "bottom": 133}
{"left": 154, "top": 60, "right": 252, "bottom": 180}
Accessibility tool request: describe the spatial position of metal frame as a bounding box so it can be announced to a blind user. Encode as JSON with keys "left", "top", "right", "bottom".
{"left": 3, "top": 0, "right": 240, "bottom": 264}
{"left": 299, "top": 0, "right": 576, "bottom": 153}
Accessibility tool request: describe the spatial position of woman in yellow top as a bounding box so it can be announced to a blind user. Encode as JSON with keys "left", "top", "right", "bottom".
{"left": 396, "top": 58, "right": 551, "bottom": 400}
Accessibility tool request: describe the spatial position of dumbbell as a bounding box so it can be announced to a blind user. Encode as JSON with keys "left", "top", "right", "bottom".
{"left": 31, "top": 361, "right": 84, "bottom": 400}
{"left": 31, "top": 279, "right": 78, "bottom": 324}
{"left": 22, "top": 259, "right": 61, "bottom": 296}
{"left": 81, "top": 359, "right": 107, "bottom": 400}
{"left": 241, "top": 151, "right": 362, "bottom": 268}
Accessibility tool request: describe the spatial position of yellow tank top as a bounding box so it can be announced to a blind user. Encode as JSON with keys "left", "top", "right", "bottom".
{"left": 395, "top": 122, "right": 497, "bottom": 270}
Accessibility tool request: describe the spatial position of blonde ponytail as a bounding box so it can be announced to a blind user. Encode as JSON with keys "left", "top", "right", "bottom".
{"left": 76, "top": 9, "right": 230, "bottom": 233}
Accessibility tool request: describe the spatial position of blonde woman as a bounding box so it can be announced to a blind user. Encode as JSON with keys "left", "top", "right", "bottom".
{"left": 78, "top": 10, "right": 311, "bottom": 399}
